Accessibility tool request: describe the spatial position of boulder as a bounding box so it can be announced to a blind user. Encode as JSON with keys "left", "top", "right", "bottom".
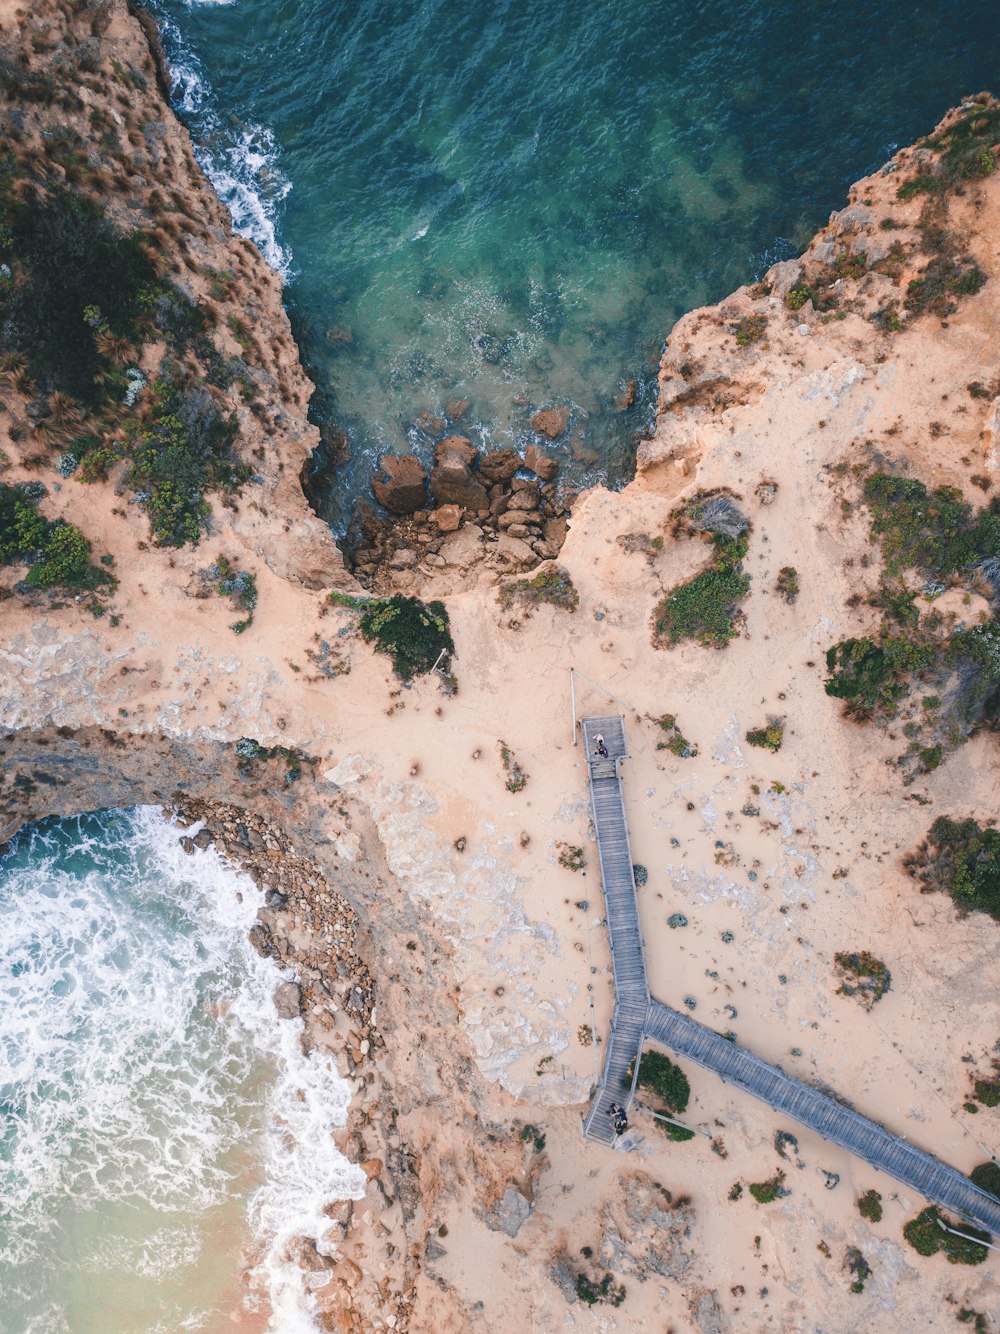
{"left": 529, "top": 406, "right": 569, "bottom": 440}
{"left": 438, "top": 524, "right": 484, "bottom": 570}
{"left": 430, "top": 439, "right": 488, "bottom": 510}
{"left": 431, "top": 504, "right": 462, "bottom": 533}
{"left": 478, "top": 449, "right": 521, "bottom": 485}
{"left": 506, "top": 488, "right": 539, "bottom": 511}
{"left": 435, "top": 435, "right": 478, "bottom": 467}
{"left": 524, "top": 443, "right": 559, "bottom": 479}
{"left": 765, "top": 258, "right": 804, "bottom": 299}
{"left": 487, "top": 1188, "right": 532, "bottom": 1238}
{"left": 273, "top": 981, "right": 302, "bottom": 1020}
{"left": 371, "top": 454, "right": 428, "bottom": 514}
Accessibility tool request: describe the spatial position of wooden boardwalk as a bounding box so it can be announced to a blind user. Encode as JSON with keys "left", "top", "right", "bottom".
{"left": 580, "top": 715, "right": 1000, "bottom": 1235}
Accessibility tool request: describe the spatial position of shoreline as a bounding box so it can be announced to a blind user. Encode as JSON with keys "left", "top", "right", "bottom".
{"left": 1, "top": 1, "right": 999, "bottom": 1327}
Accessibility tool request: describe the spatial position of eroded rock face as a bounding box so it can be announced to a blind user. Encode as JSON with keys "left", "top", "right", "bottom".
{"left": 372, "top": 454, "right": 429, "bottom": 514}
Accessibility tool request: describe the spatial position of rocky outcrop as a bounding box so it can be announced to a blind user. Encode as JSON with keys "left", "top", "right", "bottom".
{"left": 353, "top": 437, "right": 572, "bottom": 591}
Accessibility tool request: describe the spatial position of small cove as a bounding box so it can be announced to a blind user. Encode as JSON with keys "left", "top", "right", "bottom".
{"left": 148, "top": 0, "right": 998, "bottom": 529}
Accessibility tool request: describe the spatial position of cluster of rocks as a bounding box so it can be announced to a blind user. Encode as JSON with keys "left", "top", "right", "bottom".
{"left": 349, "top": 432, "right": 573, "bottom": 590}
{"left": 177, "top": 802, "right": 379, "bottom": 1067}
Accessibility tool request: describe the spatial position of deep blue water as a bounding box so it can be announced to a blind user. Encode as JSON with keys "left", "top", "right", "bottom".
{"left": 149, "top": 0, "right": 998, "bottom": 527}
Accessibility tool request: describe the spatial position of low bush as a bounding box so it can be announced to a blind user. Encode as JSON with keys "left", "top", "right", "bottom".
{"left": 498, "top": 741, "right": 528, "bottom": 793}
{"left": 844, "top": 1246, "right": 871, "bottom": 1294}
{"left": 746, "top": 718, "right": 784, "bottom": 752}
{"left": 904, "top": 816, "right": 1000, "bottom": 922}
{"left": 775, "top": 565, "right": 799, "bottom": 603}
{"left": 825, "top": 635, "right": 931, "bottom": 720}
{"left": 0, "top": 482, "right": 111, "bottom": 591}
{"left": 331, "top": 592, "right": 454, "bottom": 680}
{"left": 970, "top": 1161, "right": 1000, "bottom": 1199}
{"left": 653, "top": 712, "right": 698, "bottom": 757}
{"left": 633, "top": 1049, "right": 690, "bottom": 1114}
{"left": 499, "top": 565, "right": 578, "bottom": 612}
{"left": 903, "top": 1206, "right": 988, "bottom": 1264}
{"left": 857, "top": 1189, "right": 883, "bottom": 1223}
{"left": 834, "top": 952, "right": 891, "bottom": 1008}
{"left": 748, "top": 1172, "right": 787, "bottom": 1204}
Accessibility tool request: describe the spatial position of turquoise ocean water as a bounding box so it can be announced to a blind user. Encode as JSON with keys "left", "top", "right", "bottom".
{"left": 149, "top": 0, "right": 997, "bottom": 529}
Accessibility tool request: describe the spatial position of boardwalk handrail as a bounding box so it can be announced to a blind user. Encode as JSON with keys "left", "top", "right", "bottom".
{"left": 579, "top": 715, "right": 1000, "bottom": 1236}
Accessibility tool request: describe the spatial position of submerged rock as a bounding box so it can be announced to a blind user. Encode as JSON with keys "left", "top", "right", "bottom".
{"left": 524, "top": 443, "right": 559, "bottom": 480}
{"left": 530, "top": 406, "right": 569, "bottom": 439}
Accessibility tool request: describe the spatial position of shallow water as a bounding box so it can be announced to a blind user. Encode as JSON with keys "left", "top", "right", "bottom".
{"left": 149, "top": 0, "right": 997, "bottom": 525}
{"left": 0, "top": 808, "right": 363, "bottom": 1334}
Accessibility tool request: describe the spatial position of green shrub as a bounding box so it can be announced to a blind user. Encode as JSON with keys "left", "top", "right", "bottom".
{"left": 974, "top": 1079, "right": 1000, "bottom": 1108}
{"left": 654, "top": 563, "right": 750, "bottom": 648}
{"left": 633, "top": 1050, "right": 690, "bottom": 1114}
{"left": 498, "top": 741, "right": 528, "bottom": 793}
{"left": 775, "top": 566, "right": 799, "bottom": 603}
{"left": 499, "top": 565, "right": 579, "bottom": 612}
{"left": 746, "top": 719, "right": 784, "bottom": 752}
{"left": 834, "top": 951, "right": 891, "bottom": 1007}
{"left": 748, "top": 1172, "right": 787, "bottom": 1204}
{"left": 905, "top": 816, "right": 1000, "bottom": 922}
{"left": 825, "top": 635, "right": 930, "bottom": 719}
{"left": 653, "top": 712, "right": 697, "bottom": 757}
{"left": 844, "top": 1246, "right": 871, "bottom": 1293}
{"left": 903, "top": 1206, "right": 989, "bottom": 1264}
{"left": 331, "top": 592, "right": 454, "bottom": 680}
{"left": 1, "top": 188, "right": 157, "bottom": 401}
{"left": 24, "top": 522, "right": 91, "bottom": 588}
{"left": 862, "top": 473, "right": 996, "bottom": 579}
{"left": 733, "top": 313, "right": 768, "bottom": 346}
{"left": 970, "top": 1161, "right": 1000, "bottom": 1199}
{"left": 574, "top": 1272, "right": 625, "bottom": 1307}
{"left": 0, "top": 482, "right": 45, "bottom": 559}
{"left": 857, "top": 1189, "right": 883, "bottom": 1223}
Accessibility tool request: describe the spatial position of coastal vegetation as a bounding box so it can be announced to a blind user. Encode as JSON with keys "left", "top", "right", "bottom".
{"left": 745, "top": 718, "right": 784, "bottom": 752}
{"left": 902, "top": 1206, "right": 989, "bottom": 1264}
{"left": 857, "top": 1189, "right": 883, "bottom": 1222}
{"left": 498, "top": 741, "right": 528, "bottom": 793}
{"left": 825, "top": 470, "right": 1000, "bottom": 773}
{"left": 0, "top": 99, "right": 256, "bottom": 550}
{"left": 556, "top": 843, "right": 585, "bottom": 872}
{"left": 897, "top": 97, "right": 1000, "bottom": 201}
{"left": 748, "top": 1172, "right": 788, "bottom": 1204}
{"left": 653, "top": 491, "right": 751, "bottom": 649}
{"left": 626, "top": 1049, "right": 694, "bottom": 1141}
{"left": 0, "top": 480, "right": 114, "bottom": 593}
{"left": 498, "top": 565, "right": 578, "bottom": 612}
{"left": 970, "top": 1162, "right": 1000, "bottom": 1198}
{"left": 775, "top": 565, "right": 799, "bottom": 603}
{"left": 903, "top": 816, "right": 1000, "bottom": 922}
{"left": 652, "top": 712, "right": 698, "bottom": 757}
{"left": 844, "top": 1246, "right": 872, "bottom": 1294}
{"left": 330, "top": 592, "right": 454, "bottom": 681}
{"left": 834, "top": 951, "right": 891, "bottom": 1008}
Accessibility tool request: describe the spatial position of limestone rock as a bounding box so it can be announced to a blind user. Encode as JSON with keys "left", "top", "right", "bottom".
{"left": 435, "top": 434, "right": 478, "bottom": 467}
{"left": 529, "top": 406, "right": 569, "bottom": 439}
{"left": 438, "top": 525, "right": 484, "bottom": 570}
{"left": 487, "top": 1188, "right": 532, "bottom": 1238}
{"left": 506, "top": 488, "right": 539, "bottom": 511}
{"left": 543, "top": 516, "right": 568, "bottom": 547}
{"left": 444, "top": 398, "right": 470, "bottom": 421}
{"left": 495, "top": 532, "right": 537, "bottom": 565}
{"left": 765, "top": 258, "right": 803, "bottom": 299}
{"left": 524, "top": 443, "right": 559, "bottom": 480}
{"left": 371, "top": 454, "right": 428, "bottom": 514}
{"left": 273, "top": 980, "right": 303, "bottom": 1020}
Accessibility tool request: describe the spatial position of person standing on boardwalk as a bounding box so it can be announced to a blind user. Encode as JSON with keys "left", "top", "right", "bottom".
{"left": 594, "top": 733, "right": 609, "bottom": 759}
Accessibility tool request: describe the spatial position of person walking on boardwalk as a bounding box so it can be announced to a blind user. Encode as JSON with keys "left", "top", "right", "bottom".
{"left": 594, "top": 733, "right": 609, "bottom": 759}
{"left": 609, "top": 1102, "right": 628, "bottom": 1135}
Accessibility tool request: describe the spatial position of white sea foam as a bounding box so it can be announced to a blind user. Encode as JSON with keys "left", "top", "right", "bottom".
{"left": 150, "top": 6, "right": 292, "bottom": 276}
{"left": 0, "top": 807, "right": 364, "bottom": 1332}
